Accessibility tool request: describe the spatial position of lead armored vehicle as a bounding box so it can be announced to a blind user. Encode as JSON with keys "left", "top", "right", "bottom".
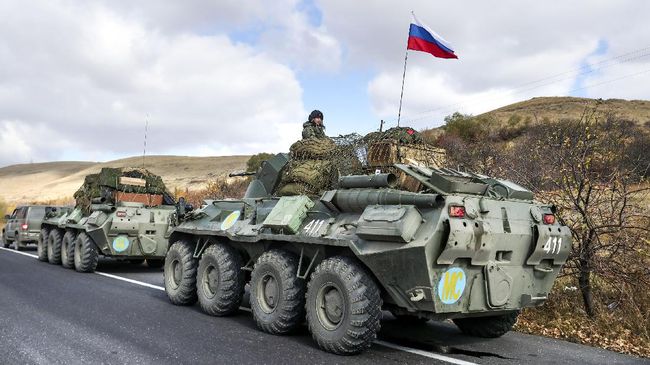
{"left": 39, "top": 168, "right": 178, "bottom": 272}
{"left": 163, "top": 145, "right": 572, "bottom": 355}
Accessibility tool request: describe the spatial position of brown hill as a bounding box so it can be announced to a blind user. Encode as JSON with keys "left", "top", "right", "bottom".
{"left": 482, "top": 96, "right": 650, "bottom": 127}
{"left": 0, "top": 155, "right": 249, "bottom": 204}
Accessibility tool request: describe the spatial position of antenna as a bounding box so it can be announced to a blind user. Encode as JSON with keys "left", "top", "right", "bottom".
{"left": 142, "top": 114, "right": 149, "bottom": 170}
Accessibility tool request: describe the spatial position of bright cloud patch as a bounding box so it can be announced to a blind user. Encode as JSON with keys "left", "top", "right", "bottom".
{"left": 0, "top": 1, "right": 305, "bottom": 166}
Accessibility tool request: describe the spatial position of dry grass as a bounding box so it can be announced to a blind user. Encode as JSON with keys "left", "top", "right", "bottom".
{"left": 0, "top": 155, "right": 249, "bottom": 204}
{"left": 483, "top": 96, "right": 650, "bottom": 127}
{"left": 515, "top": 276, "right": 650, "bottom": 358}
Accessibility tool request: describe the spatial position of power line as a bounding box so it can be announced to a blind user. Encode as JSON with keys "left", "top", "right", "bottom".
{"left": 403, "top": 66, "right": 650, "bottom": 126}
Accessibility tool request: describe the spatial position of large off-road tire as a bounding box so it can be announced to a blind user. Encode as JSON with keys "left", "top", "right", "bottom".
{"left": 73, "top": 232, "right": 98, "bottom": 273}
{"left": 289, "top": 138, "right": 335, "bottom": 160}
{"left": 37, "top": 228, "right": 50, "bottom": 261}
{"left": 250, "top": 250, "right": 306, "bottom": 334}
{"left": 60, "top": 231, "right": 77, "bottom": 269}
{"left": 196, "top": 243, "right": 245, "bottom": 316}
{"left": 146, "top": 259, "right": 164, "bottom": 268}
{"left": 305, "top": 256, "right": 382, "bottom": 355}
{"left": 164, "top": 241, "right": 198, "bottom": 306}
{"left": 47, "top": 229, "right": 63, "bottom": 265}
{"left": 453, "top": 311, "right": 520, "bottom": 338}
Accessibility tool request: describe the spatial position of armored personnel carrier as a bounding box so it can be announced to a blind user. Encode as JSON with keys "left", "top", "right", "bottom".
{"left": 39, "top": 167, "right": 178, "bottom": 272}
{"left": 163, "top": 150, "right": 572, "bottom": 355}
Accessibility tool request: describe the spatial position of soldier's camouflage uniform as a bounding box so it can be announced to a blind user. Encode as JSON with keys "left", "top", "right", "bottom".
{"left": 302, "top": 121, "right": 326, "bottom": 139}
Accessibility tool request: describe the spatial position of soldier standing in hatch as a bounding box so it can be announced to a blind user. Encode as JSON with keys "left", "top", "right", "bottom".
{"left": 302, "top": 110, "right": 326, "bottom": 139}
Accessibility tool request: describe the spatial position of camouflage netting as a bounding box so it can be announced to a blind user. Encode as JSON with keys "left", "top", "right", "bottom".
{"left": 276, "top": 127, "right": 447, "bottom": 196}
{"left": 73, "top": 167, "right": 175, "bottom": 214}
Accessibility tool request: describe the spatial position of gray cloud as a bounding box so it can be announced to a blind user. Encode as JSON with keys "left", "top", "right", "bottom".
{"left": 0, "top": 1, "right": 648, "bottom": 166}
{"left": 0, "top": 0, "right": 329, "bottom": 166}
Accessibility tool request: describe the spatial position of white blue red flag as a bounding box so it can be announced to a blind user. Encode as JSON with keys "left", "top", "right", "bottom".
{"left": 407, "top": 13, "right": 458, "bottom": 59}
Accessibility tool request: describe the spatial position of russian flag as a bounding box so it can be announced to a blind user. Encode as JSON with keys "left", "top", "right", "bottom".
{"left": 407, "top": 13, "right": 458, "bottom": 59}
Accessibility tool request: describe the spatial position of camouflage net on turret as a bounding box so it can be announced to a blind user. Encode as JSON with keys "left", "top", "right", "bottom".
{"left": 276, "top": 127, "right": 447, "bottom": 196}
{"left": 73, "top": 167, "right": 175, "bottom": 215}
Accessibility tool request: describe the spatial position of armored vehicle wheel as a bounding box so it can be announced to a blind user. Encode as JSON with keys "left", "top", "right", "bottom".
{"left": 37, "top": 228, "right": 50, "bottom": 261}
{"left": 146, "top": 259, "right": 164, "bottom": 268}
{"left": 47, "top": 229, "right": 63, "bottom": 264}
{"left": 453, "top": 311, "right": 520, "bottom": 338}
{"left": 164, "top": 241, "right": 198, "bottom": 305}
{"left": 305, "top": 256, "right": 382, "bottom": 355}
{"left": 196, "top": 243, "right": 245, "bottom": 316}
{"left": 60, "top": 231, "right": 77, "bottom": 269}
{"left": 250, "top": 250, "right": 306, "bottom": 334}
{"left": 74, "top": 232, "right": 98, "bottom": 273}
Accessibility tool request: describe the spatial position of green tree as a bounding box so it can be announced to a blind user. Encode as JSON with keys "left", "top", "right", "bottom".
{"left": 511, "top": 115, "right": 650, "bottom": 317}
{"left": 246, "top": 153, "right": 274, "bottom": 172}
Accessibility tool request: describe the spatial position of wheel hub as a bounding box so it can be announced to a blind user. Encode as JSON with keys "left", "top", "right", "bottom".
{"left": 202, "top": 265, "right": 219, "bottom": 298}
{"left": 170, "top": 259, "right": 182, "bottom": 288}
{"left": 259, "top": 273, "right": 279, "bottom": 313}
{"left": 317, "top": 283, "right": 345, "bottom": 330}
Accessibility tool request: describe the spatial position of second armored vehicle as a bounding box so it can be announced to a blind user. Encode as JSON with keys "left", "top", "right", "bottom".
{"left": 39, "top": 168, "right": 178, "bottom": 272}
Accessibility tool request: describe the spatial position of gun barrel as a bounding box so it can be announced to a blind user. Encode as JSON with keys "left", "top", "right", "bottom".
{"left": 229, "top": 171, "right": 257, "bottom": 177}
{"left": 328, "top": 189, "right": 445, "bottom": 212}
{"left": 339, "top": 173, "right": 397, "bottom": 189}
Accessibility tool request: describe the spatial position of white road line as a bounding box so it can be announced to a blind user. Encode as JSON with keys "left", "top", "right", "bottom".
{"left": 375, "top": 340, "right": 478, "bottom": 365}
{"left": 1, "top": 246, "right": 474, "bottom": 365}
{"left": 94, "top": 272, "right": 165, "bottom": 291}
{"left": 0, "top": 247, "right": 38, "bottom": 258}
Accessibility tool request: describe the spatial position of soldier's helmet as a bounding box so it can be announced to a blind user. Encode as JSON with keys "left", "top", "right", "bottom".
{"left": 308, "top": 110, "right": 323, "bottom": 122}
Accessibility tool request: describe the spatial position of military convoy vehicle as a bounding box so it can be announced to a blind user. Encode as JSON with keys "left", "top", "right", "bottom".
{"left": 3, "top": 205, "right": 67, "bottom": 250}
{"left": 38, "top": 167, "right": 178, "bottom": 272}
{"left": 162, "top": 147, "right": 572, "bottom": 355}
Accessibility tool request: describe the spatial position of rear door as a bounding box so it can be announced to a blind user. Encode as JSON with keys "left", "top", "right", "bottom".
{"left": 26, "top": 206, "right": 46, "bottom": 231}
{"left": 6, "top": 207, "right": 24, "bottom": 240}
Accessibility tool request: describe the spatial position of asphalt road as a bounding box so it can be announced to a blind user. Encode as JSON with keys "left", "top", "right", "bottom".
{"left": 0, "top": 247, "right": 646, "bottom": 365}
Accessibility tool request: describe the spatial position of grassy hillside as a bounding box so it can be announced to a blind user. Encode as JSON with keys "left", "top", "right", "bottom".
{"left": 481, "top": 96, "right": 650, "bottom": 127}
{"left": 0, "top": 155, "right": 249, "bottom": 204}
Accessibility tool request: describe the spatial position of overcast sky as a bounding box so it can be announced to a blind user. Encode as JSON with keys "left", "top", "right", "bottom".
{"left": 0, "top": 0, "right": 648, "bottom": 167}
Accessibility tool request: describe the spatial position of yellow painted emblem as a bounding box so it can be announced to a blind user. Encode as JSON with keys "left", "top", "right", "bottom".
{"left": 437, "top": 268, "right": 466, "bottom": 304}
{"left": 112, "top": 236, "right": 130, "bottom": 253}
{"left": 220, "top": 211, "right": 241, "bottom": 231}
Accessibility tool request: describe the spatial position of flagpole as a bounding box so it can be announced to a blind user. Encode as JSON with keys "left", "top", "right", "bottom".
{"left": 397, "top": 48, "right": 409, "bottom": 127}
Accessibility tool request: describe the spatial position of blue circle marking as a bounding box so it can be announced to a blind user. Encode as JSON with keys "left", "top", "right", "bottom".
{"left": 112, "top": 236, "right": 130, "bottom": 253}
{"left": 437, "top": 267, "right": 466, "bottom": 304}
